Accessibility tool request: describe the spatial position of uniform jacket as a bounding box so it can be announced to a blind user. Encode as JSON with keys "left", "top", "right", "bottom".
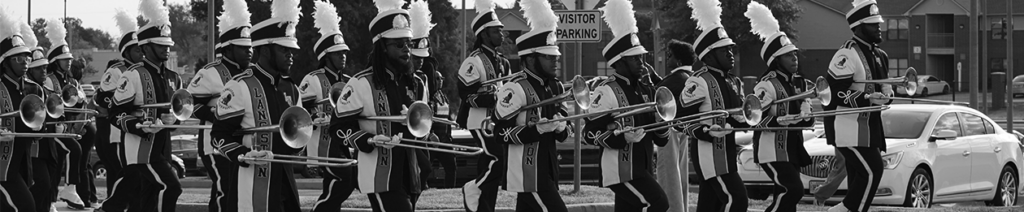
{"left": 493, "top": 69, "right": 569, "bottom": 192}
{"left": 211, "top": 64, "right": 303, "bottom": 212}
{"left": 582, "top": 73, "right": 670, "bottom": 187}
{"left": 416, "top": 59, "right": 453, "bottom": 146}
{"left": 678, "top": 66, "right": 751, "bottom": 180}
{"left": 110, "top": 58, "right": 183, "bottom": 164}
{"left": 457, "top": 46, "right": 511, "bottom": 129}
{"left": 95, "top": 60, "right": 131, "bottom": 144}
{"left": 188, "top": 58, "right": 244, "bottom": 156}
{"left": 752, "top": 70, "right": 814, "bottom": 165}
{"left": 299, "top": 68, "right": 350, "bottom": 161}
{"left": 21, "top": 77, "right": 59, "bottom": 161}
{"left": 0, "top": 75, "right": 35, "bottom": 182}
{"left": 824, "top": 37, "right": 891, "bottom": 149}
{"left": 333, "top": 67, "right": 425, "bottom": 194}
{"left": 657, "top": 66, "right": 692, "bottom": 122}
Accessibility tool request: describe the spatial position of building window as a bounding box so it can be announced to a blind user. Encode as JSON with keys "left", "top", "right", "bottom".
{"left": 882, "top": 18, "right": 909, "bottom": 40}
{"left": 596, "top": 61, "right": 613, "bottom": 76}
{"left": 990, "top": 58, "right": 1006, "bottom": 71}
{"left": 888, "top": 58, "right": 909, "bottom": 77}
{"left": 992, "top": 20, "right": 1008, "bottom": 40}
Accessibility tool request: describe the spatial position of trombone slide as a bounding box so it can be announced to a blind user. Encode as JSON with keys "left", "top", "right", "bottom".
{"left": 777, "top": 106, "right": 890, "bottom": 122}
{"left": 135, "top": 123, "right": 212, "bottom": 130}
{"left": 707, "top": 127, "right": 815, "bottom": 132}
{"left": 46, "top": 120, "right": 94, "bottom": 125}
{"left": 272, "top": 154, "right": 358, "bottom": 167}
{"left": 370, "top": 139, "right": 485, "bottom": 156}
{"left": 237, "top": 156, "right": 354, "bottom": 167}
{"left": 873, "top": 97, "right": 967, "bottom": 105}
{"left": 0, "top": 132, "right": 82, "bottom": 139}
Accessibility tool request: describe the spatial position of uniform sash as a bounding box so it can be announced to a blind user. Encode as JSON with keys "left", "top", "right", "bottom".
{"left": 241, "top": 76, "right": 273, "bottom": 212}
{"left": 314, "top": 72, "right": 335, "bottom": 159}
{"left": 836, "top": 43, "right": 877, "bottom": 147}
{"left": 366, "top": 74, "right": 395, "bottom": 193}
{"left": 465, "top": 51, "right": 499, "bottom": 130}
{"left": 602, "top": 81, "right": 635, "bottom": 186}
{"left": 696, "top": 71, "right": 729, "bottom": 180}
{"left": 756, "top": 76, "right": 791, "bottom": 163}
{"left": 507, "top": 79, "right": 541, "bottom": 192}
{"left": 132, "top": 66, "right": 160, "bottom": 164}
{"left": 0, "top": 82, "right": 13, "bottom": 181}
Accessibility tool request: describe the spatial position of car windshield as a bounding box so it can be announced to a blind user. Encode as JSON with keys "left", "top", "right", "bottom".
{"left": 881, "top": 111, "right": 931, "bottom": 139}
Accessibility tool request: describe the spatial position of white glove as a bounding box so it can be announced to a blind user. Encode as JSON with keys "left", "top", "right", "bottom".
{"left": 776, "top": 117, "right": 798, "bottom": 126}
{"left": 428, "top": 133, "right": 440, "bottom": 142}
{"left": 55, "top": 124, "right": 67, "bottom": 134}
{"left": 241, "top": 150, "right": 270, "bottom": 165}
{"left": 867, "top": 93, "right": 888, "bottom": 105}
{"left": 371, "top": 134, "right": 395, "bottom": 148}
{"left": 800, "top": 101, "right": 813, "bottom": 122}
{"left": 159, "top": 113, "right": 177, "bottom": 125}
{"left": 731, "top": 114, "right": 747, "bottom": 123}
{"left": 313, "top": 117, "right": 329, "bottom": 126}
{"left": 552, "top": 115, "right": 567, "bottom": 133}
{"left": 141, "top": 119, "right": 162, "bottom": 134}
{"left": 707, "top": 124, "right": 732, "bottom": 138}
{"left": 390, "top": 133, "right": 403, "bottom": 147}
{"left": 478, "top": 84, "right": 498, "bottom": 94}
{"left": 624, "top": 128, "right": 646, "bottom": 143}
{"left": 0, "top": 129, "right": 14, "bottom": 142}
{"left": 536, "top": 118, "right": 560, "bottom": 134}
{"left": 401, "top": 105, "right": 409, "bottom": 116}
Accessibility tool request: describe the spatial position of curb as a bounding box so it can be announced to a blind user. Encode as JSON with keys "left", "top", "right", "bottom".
{"left": 175, "top": 203, "right": 617, "bottom": 212}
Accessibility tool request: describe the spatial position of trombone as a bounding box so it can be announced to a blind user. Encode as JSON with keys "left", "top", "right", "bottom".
{"left": 481, "top": 76, "right": 592, "bottom": 137}
{"left": 479, "top": 72, "right": 524, "bottom": 86}
{"left": 363, "top": 101, "right": 484, "bottom": 156}
{"left": 61, "top": 84, "right": 87, "bottom": 107}
{"left": 614, "top": 94, "right": 764, "bottom": 134}
{"left": 777, "top": 105, "right": 890, "bottom": 122}
{"left": 858, "top": 67, "right": 919, "bottom": 96}
{"left": 537, "top": 87, "right": 676, "bottom": 124}
{"left": 0, "top": 95, "right": 83, "bottom": 139}
{"left": 45, "top": 95, "right": 98, "bottom": 118}
{"left": 319, "top": 82, "right": 346, "bottom": 108}
{"left": 768, "top": 77, "right": 832, "bottom": 107}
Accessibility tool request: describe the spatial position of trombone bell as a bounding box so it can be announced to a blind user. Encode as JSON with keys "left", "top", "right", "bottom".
{"left": 61, "top": 84, "right": 86, "bottom": 107}
{"left": 140, "top": 89, "right": 195, "bottom": 121}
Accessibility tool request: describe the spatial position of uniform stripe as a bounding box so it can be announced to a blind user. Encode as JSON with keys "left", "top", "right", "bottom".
{"left": 374, "top": 194, "right": 388, "bottom": 212}
{"left": 624, "top": 182, "right": 650, "bottom": 212}
{"left": 146, "top": 164, "right": 168, "bottom": 212}
{"left": 55, "top": 139, "right": 73, "bottom": 181}
{"left": 0, "top": 141, "right": 11, "bottom": 181}
{"left": 765, "top": 163, "right": 785, "bottom": 212}
{"left": 237, "top": 166, "right": 255, "bottom": 212}
{"left": 523, "top": 142, "right": 539, "bottom": 192}
{"left": 209, "top": 155, "right": 224, "bottom": 212}
{"left": 857, "top": 113, "right": 871, "bottom": 147}
{"left": 506, "top": 145, "right": 525, "bottom": 192}
{"left": 600, "top": 149, "right": 620, "bottom": 187}
{"left": 312, "top": 179, "right": 337, "bottom": 209}
{"left": 531, "top": 192, "right": 549, "bottom": 212}
{"left": 849, "top": 147, "right": 874, "bottom": 212}
{"left": 716, "top": 177, "right": 734, "bottom": 212}
{"left": 472, "top": 130, "right": 497, "bottom": 187}
{"left": 0, "top": 184, "right": 17, "bottom": 212}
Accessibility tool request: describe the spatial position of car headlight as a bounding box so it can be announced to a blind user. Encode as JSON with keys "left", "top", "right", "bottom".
{"left": 881, "top": 151, "right": 904, "bottom": 170}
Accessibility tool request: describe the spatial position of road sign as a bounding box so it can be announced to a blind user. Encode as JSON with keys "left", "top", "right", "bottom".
{"left": 555, "top": 10, "right": 603, "bottom": 43}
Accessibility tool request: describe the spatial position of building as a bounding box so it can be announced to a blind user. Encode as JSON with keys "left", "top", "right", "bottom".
{"left": 74, "top": 48, "right": 185, "bottom": 85}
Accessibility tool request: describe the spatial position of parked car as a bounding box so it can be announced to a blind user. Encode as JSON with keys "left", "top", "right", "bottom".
{"left": 737, "top": 104, "right": 1023, "bottom": 208}
{"left": 896, "top": 75, "right": 950, "bottom": 97}
{"left": 170, "top": 135, "right": 203, "bottom": 176}
{"left": 1013, "top": 75, "right": 1024, "bottom": 98}
{"left": 90, "top": 150, "right": 187, "bottom": 179}
{"left": 80, "top": 84, "right": 96, "bottom": 98}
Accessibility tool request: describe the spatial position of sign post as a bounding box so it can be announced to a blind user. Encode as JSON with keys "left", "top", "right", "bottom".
{"left": 555, "top": 9, "right": 602, "bottom": 193}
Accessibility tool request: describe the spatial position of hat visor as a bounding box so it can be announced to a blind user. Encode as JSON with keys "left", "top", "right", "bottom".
{"left": 475, "top": 22, "right": 504, "bottom": 35}
{"left": 253, "top": 38, "right": 300, "bottom": 49}
{"left": 607, "top": 46, "right": 649, "bottom": 65}
{"left": 50, "top": 53, "right": 74, "bottom": 62}
{"left": 698, "top": 39, "right": 736, "bottom": 60}
{"left": 225, "top": 39, "right": 252, "bottom": 47}
{"left": 317, "top": 45, "right": 352, "bottom": 60}
{"left": 375, "top": 29, "right": 414, "bottom": 42}
{"left": 862, "top": 16, "right": 884, "bottom": 24}
{"left": 411, "top": 48, "right": 430, "bottom": 57}
{"left": 28, "top": 59, "right": 48, "bottom": 68}
{"left": 1, "top": 46, "right": 31, "bottom": 60}
{"left": 518, "top": 46, "right": 561, "bottom": 56}
{"left": 767, "top": 45, "right": 799, "bottom": 65}
{"left": 141, "top": 37, "right": 175, "bottom": 46}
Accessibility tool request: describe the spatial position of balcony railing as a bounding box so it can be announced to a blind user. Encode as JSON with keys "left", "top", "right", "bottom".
{"left": 928, "top": 33, "right": 955, "bottom": 48}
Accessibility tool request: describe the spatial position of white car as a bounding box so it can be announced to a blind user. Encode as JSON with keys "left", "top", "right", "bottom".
{"left": 737, "top": 104, "right": 1023, "bottom": 208}
{"left": 896, "top": 75, "right": 950, "bottom": 97}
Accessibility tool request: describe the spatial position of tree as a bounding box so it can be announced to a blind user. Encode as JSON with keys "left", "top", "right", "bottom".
{"left": 31, "top": 18, "right": 115, "bottom": 50}
{"left": 168, "top": 3, "right": 212, "bottom": 71}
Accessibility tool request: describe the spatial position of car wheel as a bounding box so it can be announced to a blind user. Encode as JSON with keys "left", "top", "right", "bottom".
{"left": 745, "top": 187, "right": 770, "bottom": 200}
{"left": 987, "top": 165, "right": 1018, "bottom": 206}
{"left": 169, "top": 162, "right": 184, "bottom": 179}
{"left": 903, "top": 168, "right": 933, "bottom": 208}
{"left": 94, "top": 164, "right": 107, "bottom": 179}
{"left": 919, "top": 88, "right": 929, "bottom": 97}
{"left": 942, "top": 86, "right": 949, "bottom": 94}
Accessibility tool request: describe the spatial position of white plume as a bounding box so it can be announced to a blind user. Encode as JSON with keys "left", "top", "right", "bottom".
{"left": 114, "top": 9, "right": 138, "bottom": 35}
{"left": 20, "top": 21, "right": 36, "bottom": 48}
{"left": 271, "top": 0, "right": 301, "bottom": 23}
{"left": 745, "top": 1, "right": 779, "bottom": 41}
{"left": 409, "top": 0, "right": 434, "bottom": 39}
{"left": 374, "top": 0, "right": 404, "bottom": 13}
{"left": 476, "top": 0, "right": 495, "bottom": 14}
{"left": 219, "top": 0, "right": 251, "bottom": 34}
{"left": 688, "top": 0, "right": 722, "bottom": 32}
{"left": 601, "top": 0, "right": 638, "bottom": 37}
{"left": 0, "top": 7, "right": 15, "bottom": 43}
{"left": 852, "top": 0, "right": 872, "bottom": 6}
{"left": 313, "top": 0, "right": 342, "bottom": 37}
{"left": 521, "top": 0, "right": 558, "bottom": 32}
{"left": 139, "top": 0, "right": 170, "bottom": 26}
{"left": 45, "top": 18, "right": 68, "bottom": 47}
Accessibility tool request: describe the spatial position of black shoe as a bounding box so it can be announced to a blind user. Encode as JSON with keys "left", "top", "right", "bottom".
{"left": 63, "top": 199, "right": 87, "bottom": 210}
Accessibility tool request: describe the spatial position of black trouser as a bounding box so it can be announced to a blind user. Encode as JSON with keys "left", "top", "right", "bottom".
{"left": 416, "top": 149, "right": 432, "bottom": 190}
{"left": 608, "top": 175, "right": 670, "bottom": 212}
{"left": 55, "top": 137, "right": 83, "bottom": 185}
{"left": 367, "top": 186, "right": 415, "bottom": 212}
{"left": 516, "top": 189, "right": 568, "bottom": 212}
{"left": 0, "top": 173, "right": 36, "bottom": 211}
{"left": 837, "top": 147, "right": 883, "bottom": 212}
{"left": 760, "top": 162, "right": 804, "bottom": 212}
{"left": 30, "top": 157, "right": 55, "bottom": 212}
{"left": 311, "top": 166, "right": 357, "bottom": 212}
{"left": 432, "top": 151, "right": 457, "bottom": 188}
{"left": 76, "top": 123, "right": 97, "bottom": 204}
{"left": 466, "top": 130, "right": 504, "bottom": 212}
{"left": 103, "top": 162, "right": 183, "bottom": 212}
{"left": 94, "top": 120, "right": 123, "bottom": 197}
{"left": 200, "top": 154, "right": 234, "bottom": 212}
{"left": 696, "top": 173, "right": 748, "bottom": 212}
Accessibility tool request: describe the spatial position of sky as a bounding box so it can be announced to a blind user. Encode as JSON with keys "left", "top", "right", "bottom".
{"left": 2, "top": 0, "right": 526, "bottom": 44}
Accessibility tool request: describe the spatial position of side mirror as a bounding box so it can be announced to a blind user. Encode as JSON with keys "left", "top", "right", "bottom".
{"left": 929, "top": 129, "right": 957, "bottom": 142}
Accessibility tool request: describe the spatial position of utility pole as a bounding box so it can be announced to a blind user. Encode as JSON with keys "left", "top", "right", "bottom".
{"left": 461, "top": 0, "right": 466, "bottom": 60}
{"left": 982, "top": 0, "right": 989, "bottom": 113}
{"left": 970, "top": 0, "right": 979, "bottom": 109}
{"left": 1007, "top": 0, "right": 1015, "bottom": 131}
{"left": 209, "top": 0, "right": 216, "bottom": 62}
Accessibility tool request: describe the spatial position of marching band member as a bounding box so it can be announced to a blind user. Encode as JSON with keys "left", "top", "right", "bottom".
{"left": 99, "top": 0, "right": 184, "bottom": 211}
{"left": 304, "top": 1, "right": 355, "bottom": 211}
{"left": 39, "top": 18, "right": 89, "bottom": 209}
{"left": 93, "top": 11, "right": 140, "bottom": 202}
{"left": 654, "top": 39, "right": 696, "bottom": 211}
{"left": 825, "top": 1, "right": 891, "bottom": 211}
{"left": 22, "top": 21, "right": 60, "bottom": 212}
{"left": 189, "top": 0, "right": 252, "bottom": 210}
{"left": 458, "top": 0, "right": 512, "bottom": 210}
{"left": 678, "top": 0, "right": 749, "bottom": 211}
{"left": 211, "top": 0, "right": 304, "bottom": 211}
{"left": 408, "top": 0, "right": 435, "bottom": 201}
{"left": 334, "top": 0, "right": 425, "bottom": 210}
{"left": 0, "top": 14, "right": 37, "bottom": 211}
{"left": 581, "top": 0, "right": 670, "bottom": 211}
{"left": 746, "top": 2, "right": 815, "bottom": 212}
{"left": 493, "top": 0, "right": 568, "bottom": 210}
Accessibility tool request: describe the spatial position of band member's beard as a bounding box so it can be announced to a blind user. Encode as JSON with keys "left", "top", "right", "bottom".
{"left": 388, "top": 56, "right": 412, "bottom": 74}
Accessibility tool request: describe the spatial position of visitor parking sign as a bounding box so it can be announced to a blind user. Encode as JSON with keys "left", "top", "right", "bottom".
{"left": 556, "top": 10, "right": 603, "bottom": 43}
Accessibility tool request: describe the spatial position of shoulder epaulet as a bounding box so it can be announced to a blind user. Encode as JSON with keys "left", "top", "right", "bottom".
{"left": 353, "top": 68, "right": 373, "bottom": 78}
{"left": 307, "top": 68, "right": 326, "bottom": 76}
{"left": 841, "top": 40, "right": 857, "bottom": 49}
{"left": 760, "top": 71, "right": 777, "bottom": 82}
{"left": 125, "top": 63, "right": 144, "bottom": 72}
{"left": 692, "top": 67, "right": 709, "bottom": 76}
{"left": 107, "top": 60, "right": 125, "bottom": 70}
{"left": 468, "top": 49, "right": 483, "bottom": 57}
{"left": 232, "top": 69, "right": 254, "bottom": 81}
{"left": 201, "top": 60, "right": 223, "bottom": 70}
{"left": 508, "top": 72, "right": 528, "bottom": 83}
